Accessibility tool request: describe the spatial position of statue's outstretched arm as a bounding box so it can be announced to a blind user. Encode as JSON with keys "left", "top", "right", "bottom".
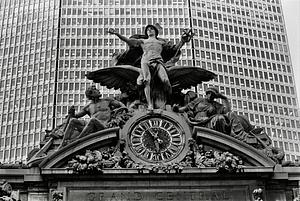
{"left": 108, "top": 28, "right": 141, "bottom": 47}
{"left": 173, "top": 28, "right": 194, "bottom": 51}
{"left": 69, "top": 105, "right": 88, "bottom": 119}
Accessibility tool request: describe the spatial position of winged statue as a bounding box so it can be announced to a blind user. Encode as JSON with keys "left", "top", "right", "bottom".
{"left": 86, "top": 24, "right": 216, "bottom": 109}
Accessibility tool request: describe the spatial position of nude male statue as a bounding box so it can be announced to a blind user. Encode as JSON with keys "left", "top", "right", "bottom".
{"left": 60, "top": 86, "right": 125, "bottom": 146}
{"left": 108, "top": 25, "right": 193, "bottom": 110}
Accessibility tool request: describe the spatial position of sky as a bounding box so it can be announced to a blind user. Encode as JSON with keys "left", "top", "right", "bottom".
{"left": 281, "top": 0, "right": 300, "bottom": 105}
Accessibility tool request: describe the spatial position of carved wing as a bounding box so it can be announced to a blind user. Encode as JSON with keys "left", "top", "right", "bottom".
{"left": 86, "top": 65, "right": 141, "bottom": 92}
{"left": 167, "top": 66, "right": 216, "bottom": 89}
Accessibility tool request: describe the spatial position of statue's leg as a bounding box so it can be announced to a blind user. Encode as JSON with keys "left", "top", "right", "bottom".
{"left": 78, "top": 117, "right": 106, "bottom": 138}
{"left": 209, "top": 115, "right": 230, "bottom": 134}
{"left": 141, "top": 63, "right": 153, "bottom": 109}
{"left": 61, "top": 118, "right": 85, "bottom": 146}
{"left": 227, "top": 112, "right": 257, "bottom": 144}
{"left": 157, "top": 65, "right": 171, "bottom": 95}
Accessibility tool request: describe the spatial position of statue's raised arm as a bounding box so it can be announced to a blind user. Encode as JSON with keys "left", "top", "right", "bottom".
{"left": 108, "top": 28, "right": 142, "bottom": 48}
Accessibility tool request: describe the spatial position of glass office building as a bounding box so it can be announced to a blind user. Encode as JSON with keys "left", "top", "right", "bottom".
{"left": 0, "top": 0, "right": 299, "bottom": 162}
{"left": 0, "top": 0, "right": 59, "bottom": 162}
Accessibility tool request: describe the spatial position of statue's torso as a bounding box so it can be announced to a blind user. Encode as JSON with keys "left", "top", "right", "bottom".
{"left": 88, "top": 100, "right": 112, "bottom": 122}
{"left": 141, "top": 38, "right": 164, "bottom": 63}
{"left": 193, "top": 99, "right": 219, "bottom": 118}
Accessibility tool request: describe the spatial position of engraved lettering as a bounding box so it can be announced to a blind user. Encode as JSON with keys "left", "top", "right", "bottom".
{"left": 167, "top": 192, "right": 175, "bottom": 200}
{"left": 72, "top": 189, "right": 242, "bottom": 201}
{"left": 109, "top": 193, "right": 117, "bottom": 201}
{"left": 86, "top": 193, "right": 96, "bottom": 201}
{"left": 155, "top": 192, "right": 163, "bottom": 200}
{"left": 133, "top": 192, "right": 143, "bottom": 200}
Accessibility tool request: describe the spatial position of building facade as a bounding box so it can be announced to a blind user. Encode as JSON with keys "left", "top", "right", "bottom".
{"left": 0, "top": 0, "right": 299, "bottom": 162}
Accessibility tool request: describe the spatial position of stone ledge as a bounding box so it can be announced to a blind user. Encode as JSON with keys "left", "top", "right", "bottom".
{"left": 41, "top": 166, "right": 274, "bottom": 175}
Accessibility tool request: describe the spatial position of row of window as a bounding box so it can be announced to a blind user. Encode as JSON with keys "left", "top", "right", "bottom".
{"left": 217, "top": 75, "right": 294, "bottom": 93}
{"left": 61, "top": 0, "right": 183, "bottom": 6}
{"left": 227, "top": 99, "right": 298, "bottom": 119}
{"left": 205, "top": 61, "right": 292, "bottom": 78}
{"left": 0, "top": 86, "right": 54, "bottom": 101}
{"left": 283, "top": 154, "right": 299, "bottom": 162}
{"left": 1, "top": 108, "right": 53, "bottom": 125}
{"left": 198, "top": 22, "right": 286, "bottom": 44}
{"left": 0, "top": 145, "right": 38, "bottom": 162}
{"left": 231, "top": 104, "right": 299, "bottom": 128}
{"left": 219, "top": 83, "right": 296, "bottom": 103}
{"left": 1, "top": 70, "right": 54, "bottom": 82}
{"left": 1, "top": 53, "right": 56, "bottom": 70}
{"left": 1, "top": 62, "right": 55, "bottom": 77}
{"left": 195, "top": 7, "right": 282, "bottom": 25}
{"left": 0, "top": 37, "right": 56, "bottom": 52}
{"left": 197, "top": 41, "right": 288, "bottom": 61}
{"left": 199, "top": 51, "right": 289, "bottom": 70}
{"left": 245, "top": 112, "right": 299, "bottom": 129}
{"left": 271, "top": 129, "right": 300, "bottom": 141}
{"left": 0, "top": 95, "right": 54, "bottom": 113}
{"left": 58, "top": 59, "right": 113, "bottom": 69}
{"left": 62, "top": 7, "right": 186, "bottom": 17}
{"left": 234, "top": 111, "right": 300, "bottom": 136}
{"left": 0, "top": 77, "right": 55, "bottom": 92}
{"left": 0, "top": 118, "right": 51, "bottom": 137}
{"left": 198, "top": 31, "right": 286, "bottom": 54}
{"left": 196, "top": 0, "right": 281, "bottom": 10}
{"left": 274, "top": 140, "right": 300, "bottom": 154}
{"left": 198, "top": 44, "right": 288, "bottom": 65}
{"left": 0, "top": 0, "right": 57, "bottom": 8}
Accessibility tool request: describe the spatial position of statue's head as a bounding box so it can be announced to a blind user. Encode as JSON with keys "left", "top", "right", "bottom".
{"left": 184, "top": 90, "right": 197, "bottom": 105}
{"left": 85, "top": 85, "right": 101, "bottom": 100}
{"left": 205, "top": 87, "right": 219, "bottom": 99}
{"left": 145, "top": 24, "right": 159, "bottom": 38}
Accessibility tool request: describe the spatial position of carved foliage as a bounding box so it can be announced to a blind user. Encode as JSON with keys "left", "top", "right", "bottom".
{"left": 52, "top": 190, "right": 63, "bottom": 201}
{"left": 67, "top": 140, "right": 242, "bottom": 174}
{"left": 252, "top": 188, "right": 264, "bottom": 201}
{"left": 180, "top": 140, "right": 243, "bottom": 173}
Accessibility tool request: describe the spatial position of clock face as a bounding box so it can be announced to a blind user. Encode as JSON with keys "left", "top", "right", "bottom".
{"left": 128, "top": 117, "right": 185, "bottom": 163}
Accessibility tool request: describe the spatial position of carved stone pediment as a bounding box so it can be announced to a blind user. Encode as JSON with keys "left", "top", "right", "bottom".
{"left": 33, "top": 110, "right": 276, "bottom": 174}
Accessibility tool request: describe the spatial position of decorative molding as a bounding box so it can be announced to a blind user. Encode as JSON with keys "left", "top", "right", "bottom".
{"left": 40, "top": 128, "right": 119, "bottom": 169}
{"left": 193, "top": 126, "right": 276, "bottom": 167}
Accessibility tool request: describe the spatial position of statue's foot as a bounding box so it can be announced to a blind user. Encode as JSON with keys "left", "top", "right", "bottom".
{"left": 147, "top": 105, "right": 154, "bottom": 111}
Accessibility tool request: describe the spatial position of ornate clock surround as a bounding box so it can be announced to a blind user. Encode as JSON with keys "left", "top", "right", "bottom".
{"left": 121, "top": 110, "right": 192, "bottom": 165}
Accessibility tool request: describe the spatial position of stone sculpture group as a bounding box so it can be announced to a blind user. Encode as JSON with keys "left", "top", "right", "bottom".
{"left": 28, "top": 24, "right": 284, "bottom": 171}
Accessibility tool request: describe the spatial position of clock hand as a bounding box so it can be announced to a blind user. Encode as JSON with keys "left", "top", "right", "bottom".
{"left": 148, "top": 129, "right": 161, "bottom": 152}
{"left": 154, "top": 140, "right": 160, "bottom": 153}
{"left": 148, "top": 128, "right": 157, "bottom": 137}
